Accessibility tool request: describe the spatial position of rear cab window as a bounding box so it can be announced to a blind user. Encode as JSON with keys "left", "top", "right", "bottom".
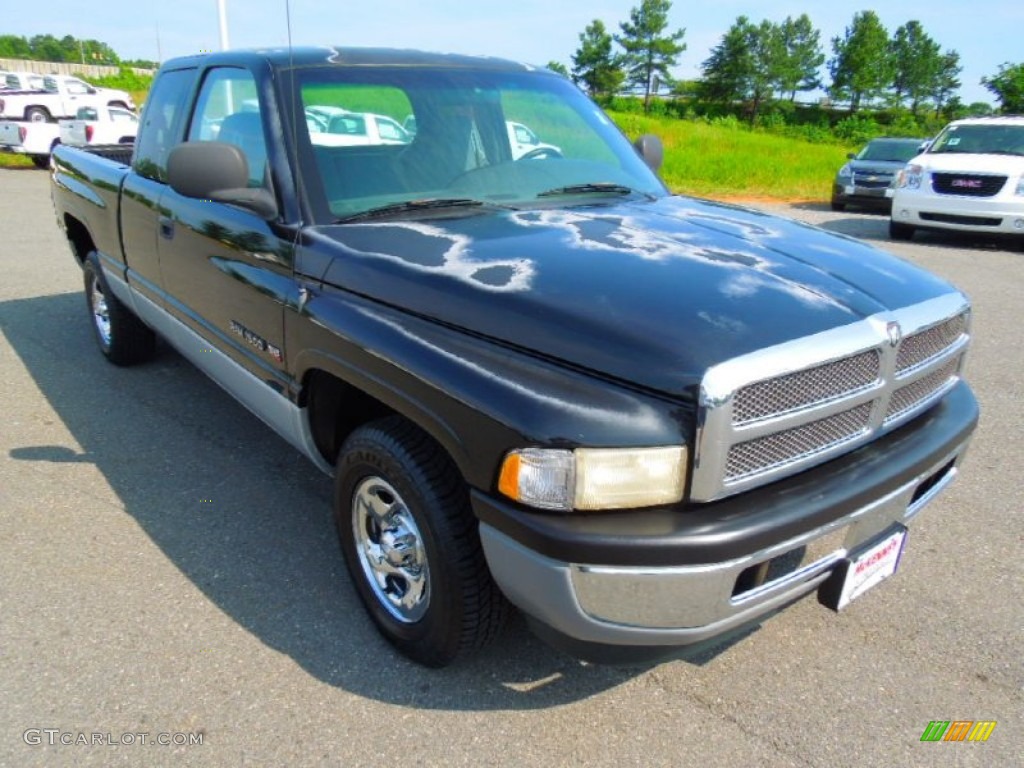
{"left": 132, "top": 68, "right": 196, "bottom": 182}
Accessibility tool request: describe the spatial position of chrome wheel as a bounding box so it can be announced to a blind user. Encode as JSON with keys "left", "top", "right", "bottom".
{"left": 89, "top": 273, "right": 112, "bottom": 347}
{"left": 352, "top": 476, "right": 430, "bottom": 623}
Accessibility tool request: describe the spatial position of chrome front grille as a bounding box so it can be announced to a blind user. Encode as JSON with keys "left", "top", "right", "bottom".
{"left": 732, "top": 350, "right": 880, "bottom": 424}
{"left": 886, "top": 356, "right": 962, "bottom": 424}
{"left": 693, "top": 294, "right": 970, "bottom": 502}
{"left": 851, "top": 171, "right": 893, "bottom": 189}
{"left": 726, "top": 402, "right": 874, "bottom": 480}
{"left": 896, "top": 314, "right": 967, "bottom": 372}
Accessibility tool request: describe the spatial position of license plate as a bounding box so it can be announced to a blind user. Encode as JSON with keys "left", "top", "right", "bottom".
{"left": 844, "top": 184, "right": 855, "bottom": 195}
{"left": 820, "top": 527, "right": 907, "bottom": 611}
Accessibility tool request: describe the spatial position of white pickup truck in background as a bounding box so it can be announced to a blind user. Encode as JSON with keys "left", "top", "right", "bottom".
{"left": 0, "top": 119, "right": 61, "bottom": 167}
{"left": 59, "top": 105, "right": 138, "bottom": 146}
{"left": 1, "top": 71, "right": 47, "bottom": 91}
{"left": 0, "top": 74, "right": 134, "bottom": 123}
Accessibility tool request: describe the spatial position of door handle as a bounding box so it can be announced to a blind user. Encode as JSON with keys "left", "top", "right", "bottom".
{"left": 159, "top": 216, "right": 174, "bottom": 240}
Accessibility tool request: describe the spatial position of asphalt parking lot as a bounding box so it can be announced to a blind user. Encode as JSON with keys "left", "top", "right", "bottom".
{"left": 1, "top": 167, "right": 1020, "bottom": 767}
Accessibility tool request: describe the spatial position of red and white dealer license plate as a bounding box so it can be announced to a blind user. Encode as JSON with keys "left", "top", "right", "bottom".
{"left": 821, "top": 527, "right": 908, "bottom": 611}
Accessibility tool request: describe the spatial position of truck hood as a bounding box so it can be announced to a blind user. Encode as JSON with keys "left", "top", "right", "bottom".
{"left": 916, "top": 152, "right": 1024, "bottom": 175}
{"left": 311, "top": 195, "right": 957, "bottom": 397}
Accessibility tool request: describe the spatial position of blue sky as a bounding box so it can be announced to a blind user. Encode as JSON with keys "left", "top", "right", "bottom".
{"left": 5, "top": 1, "right": 1020, "bottom": 105}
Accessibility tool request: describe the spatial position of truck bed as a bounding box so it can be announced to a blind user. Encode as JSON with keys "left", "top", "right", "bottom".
{"left": 51, "top": 143, "right": 132, "bottom": 264}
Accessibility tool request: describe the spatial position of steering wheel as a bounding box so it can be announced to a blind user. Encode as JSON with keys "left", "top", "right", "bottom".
{"left": 517, "top": 147, "right": 563, "bottom": 161}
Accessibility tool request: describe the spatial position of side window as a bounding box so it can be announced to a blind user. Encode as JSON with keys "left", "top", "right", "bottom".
{"left": 377, "top": 117, "right": 405, "bottom": 142}
{"left": 66, "top": 79, "right": 90, "bottom": 95}
{"left": 188, "top": 68, "right": 266, "bottom": 187}
{"left": 513, "top": 125, "right": 535, "bottom": 145}
{"left": 133, "top": 68, "right": 195, "bottom": 182}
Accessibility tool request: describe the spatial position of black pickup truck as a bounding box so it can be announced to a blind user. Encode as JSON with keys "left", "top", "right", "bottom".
{"left": 51, "top": 48, "right": 978, "bottom": 666}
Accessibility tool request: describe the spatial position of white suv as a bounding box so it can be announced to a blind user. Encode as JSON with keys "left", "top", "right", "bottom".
{"left": 889, "top": 116, "right": 1024, "bottom": 242}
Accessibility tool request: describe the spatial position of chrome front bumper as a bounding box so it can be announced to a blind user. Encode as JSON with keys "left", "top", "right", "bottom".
{"left": 480, "top": 444, "right": 967, "bottom": 647}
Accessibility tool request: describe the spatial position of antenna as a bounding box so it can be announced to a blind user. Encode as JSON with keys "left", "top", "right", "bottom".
{"left": 286, "top": 0, "right": 305, "bottom": 237}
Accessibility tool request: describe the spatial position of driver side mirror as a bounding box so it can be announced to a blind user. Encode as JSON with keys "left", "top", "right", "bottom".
{"left": 167, "top": 142, "right": 277, "bottom": 220}
{"left": 633, "top": 134, "right": 663, "bottom": 172}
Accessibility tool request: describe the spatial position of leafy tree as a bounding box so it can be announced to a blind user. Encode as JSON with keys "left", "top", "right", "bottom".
{"left": 546, "top": 61, "right": 569, "bottom": 78}
{"left": 699, "top": 16, "right": 756, "bottom": 106}
{"left": 28, "top": 34, "right": 65, "bottom": 62}
{"left": 0, "top": 33, "right": 119, "bottom": 65}
{"left": 982, "top": 62, "right": 1024, "bottom": 113}
{"left": 122, "top": 59, "right": 159, "bottom": 70}
{"left": 615, "top": 0, "right": 687, "bottom": 113}
{"left": 775, "top": 15, "right": 824, "bottom": 101}
{"left": 700, "top": 17, "right": 791, "bottom": 124}
{"left": 0, "top": 35, "right": 32, "bottom": 58}
{"left": 964, "top": 101, "right": 995, "bottom": 117}
{"left": 829, "top": 11, "right": 894, "bottom": 111}
{"left": 571, "top": 20, "right": 623, "bottom": 99}
{"left": 931, "top": 50, "right": 962, "bottom": 118}
{"left": 890, "top": 21, "right": 941, "bottom": 114}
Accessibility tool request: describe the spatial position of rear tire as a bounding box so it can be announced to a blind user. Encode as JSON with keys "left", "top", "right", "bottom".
{"left": 31, "top": 155, "right": 49, "bottom": 169}
{"left": 83, "top": 252, "right": 156, "bottom": 365}
{"left": 889, "top": 220, "right": 915, "bottom": 241}
{"left": 335, "top": 416, "right": 508, "bottom": 667}
{"left": 25, "top": 106, "right": 50, "bottom": 123}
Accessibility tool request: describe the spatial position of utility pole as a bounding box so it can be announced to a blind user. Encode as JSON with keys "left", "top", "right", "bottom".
{"left": 217, "top": 0, "right": 230, "bottom": 50}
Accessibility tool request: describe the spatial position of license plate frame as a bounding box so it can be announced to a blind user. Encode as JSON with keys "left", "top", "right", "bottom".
{"left": 819, "top": 526, "right": 907, "bottom": 611}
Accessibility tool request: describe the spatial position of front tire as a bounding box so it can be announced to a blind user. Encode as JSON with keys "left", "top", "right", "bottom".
{"left": 830, "top": 201, "right": 845, "bottom": 212}
{"left": 83, "top": 252, "right": 156, "bottom": 365}
{"left": 335, "top": 416, "right": 508, "bottom": 667}
{"left": 889, "top": 220, "right": 915, "bottom": 241}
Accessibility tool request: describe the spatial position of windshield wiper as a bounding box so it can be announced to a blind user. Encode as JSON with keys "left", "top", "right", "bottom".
{"left": 537, "top": 182, "right": 654, "bottom": 200}
{"left": 336, "top": 198, "right": 488, "bottom": 223}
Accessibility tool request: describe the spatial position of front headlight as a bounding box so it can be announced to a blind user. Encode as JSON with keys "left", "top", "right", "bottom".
{"left": 1016, "top": 177, "right": 1024, "bottom": 196}
{"left": 896, "top": 164, "right": 924, "bottom": 189}
{"left": 498, "top": 446, "right": 688, "bottom": 511}
{"left": 837, "top": 164, "right": 852, "bottom": 178}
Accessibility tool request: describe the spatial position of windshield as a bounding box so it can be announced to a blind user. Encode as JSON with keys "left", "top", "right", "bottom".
{"left": 928, "top": 124, "right": 1024, "bottom": 156}
{"left": 857, "top": 140, "right": 923, "bottom": 163}
{"left": 295, "top": 66, "right": 666, "bottom": 221}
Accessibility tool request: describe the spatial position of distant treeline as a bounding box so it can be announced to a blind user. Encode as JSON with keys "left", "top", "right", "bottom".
{"left": 0, "top": 34, "right": 156, "bottom": 70}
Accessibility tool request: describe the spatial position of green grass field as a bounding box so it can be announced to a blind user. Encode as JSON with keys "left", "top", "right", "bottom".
{"left": 1, "top": 105, "right": 854, "bottom": 201}
{"left": 609, "top": 111, "right": 853, "bottom": 200}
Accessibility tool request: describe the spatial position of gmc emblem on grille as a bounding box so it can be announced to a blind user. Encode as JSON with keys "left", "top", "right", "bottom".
{"left": 951, "top": 178, "right": 983, "bottom": 189}
{"left": 887, "top": 321, "right": 902, "bottom": 347}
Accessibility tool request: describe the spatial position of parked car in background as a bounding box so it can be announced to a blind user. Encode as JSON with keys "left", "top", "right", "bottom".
{"left": 306, "top": 106, "right": 412, "bottom": 146}
{"left": 831, "top": 137, "right": 928, "bottom": 212}
{"left": 506, "top": 120, "right": 561, "bottom": 160}
{"left": 889, "top": 116, "right": 1024, "bottom": 242}
{"left": 59, "top": 105, "right": 138, "bottom": 146}
{"left": 0, "top": 119, "right": 61, "bottom": 167}
{"left": 0, "top": 74, "right": 134, "bottom": 123}
{"left": 403, "top": 115, "right": 561, "bottom": 160}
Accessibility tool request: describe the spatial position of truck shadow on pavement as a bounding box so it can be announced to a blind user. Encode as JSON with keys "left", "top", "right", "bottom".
{"left": 3, "top": 292, "right": 752, "bottom": 711}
